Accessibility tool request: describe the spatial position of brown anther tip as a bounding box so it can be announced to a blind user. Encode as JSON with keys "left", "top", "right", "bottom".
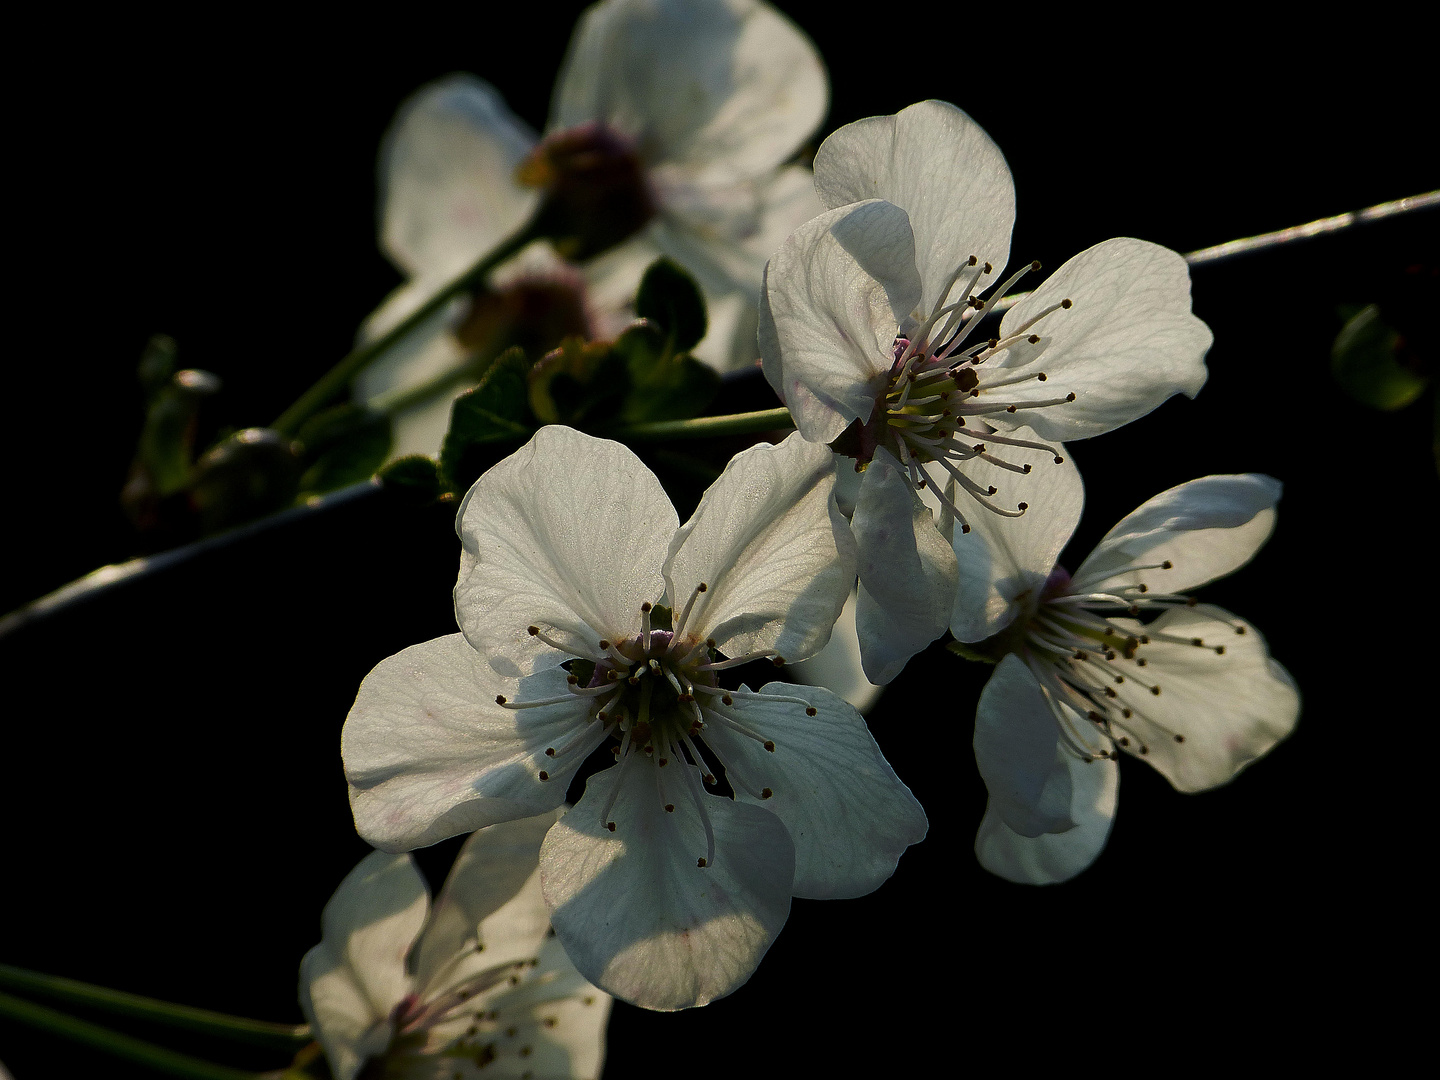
{"left": 697, "top": 582, "right": 708, "bottom": 592}
{"left": 987, "top": 485, "right": 998, "bottom": 495}
{"left": 1122, "top": 708, "right": 1133, "bottom": 718}
{"left": 1006, "top": 404, "right": 1017, "bottom": 413}
{"left": 1037, "top": 372, "right": 1048, "bottom": 381}
{"left": 495, "top": 695, "right": 508, "bottom": 705}
{"left": 658, "top": 757, "right": 668, "bottom": 766}
{"left": 1174, "top": 734, "right": 1185, "bottom": 743}
{"left": 545, "top": 747, "right": 556, "bottom": 757}
{"left": 567, "top": 674, "right": 579, "bottom": 684}
{"left": 528, "top": 626, "right": 540, "bottom": 636}
{"left": 1030, "top": 260, "right": 1041, "bottom": 271}
{"left": 1088, "top": 711, "right": 1102, "bottom": 721}
{"left": 1138, "top": 583, "right": 1149, "bottom": 593}
{"left": 1017, "top": 502, "right": 1028, "bottom": 511}
{"left": 722, "top": 694, "right": 734, "bottom": 705}
{"left": 1028, "top": 334, "right": 1040, "bottom": 344}
{"left": 968, "top": 255, "right": 978, "bottom": 265}
{"left": 697, "top": 858, "right": 708, "bottom": 868}
{"left": 988, "top": 337, "right": 999, "bottom": 349}
{"left": 1137, "top": 658, "right": 1148, "bottom": 667}
{"left": 707, "top": 638, "right": 717, "bottom": 647}
{"left": 961, "top": 523, "right": 972, "bottom": 533}
{"left": 1162, "top": 560, "right": 1173, "bottom": 569}
{"left": 1151, "top": 686, "right": 1161, "bottom": 695}
{"left": 1022, "top": 463, "right": 1032, "bottom": 473}
{"left": 984, "top": 262, "right": 993, "bottom": 273}
{"left": 664, "top": 804, "right": 675, "bottom": 813}
{"left": 761, "top": 787, "right": 774, "bottom": 799}
{"left": 763, "top": 740, "right": 776, "bottom": 752}
{"left": 606, "top": 821, "right": 616, "bottom": 831}
{"left": 538, "top": 770, "right": 549, "bottom": 781}
{"left": 1061, "top": 298, "right": 1072, "bottom": 308}
{"left": 1118, "top": 736, "right": 1130, "bottom": 746}
{"left": 1191, "top": 638, "right": 1203, "bottom": 646}
{"left": 772, "top": 656, "right": 786, "bottom": 666}
{"left": 805, "top": 707, "right": 818, "bottom": 716}
{"left": 1053, "top": 455, "right": 1064, "bottom": 464}
{"left": 598, "top": 639, "right": 610, "bottom": 649}
{"left": 1215, "top": 646, "right": 1225, "bottom": 655}
{"left": 640, "top": 601, "right": 652, "bottom": 612}
{"left": 1235, "top": 626, "right": 1247, "bottom": 635}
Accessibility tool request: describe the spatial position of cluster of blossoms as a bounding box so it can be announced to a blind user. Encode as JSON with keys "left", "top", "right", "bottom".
{"left": 323, "top": 0, "right": 1299, "bottom": 1072}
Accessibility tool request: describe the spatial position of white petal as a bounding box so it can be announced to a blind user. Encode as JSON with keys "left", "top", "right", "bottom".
{"left": 789, "top": 588, "right": 883, "bottom": 713}
{"left": 705, "top": 682, "right": 926, "bottom": 899}
{"left": 454, "top": 427, "right": 677, "bottom": 677}
{"left": 975, "top": 749, "right": 1119, "bottom": 886}
{"left": 299, "top": 851, "right": 427, "bottom": 1080}
{"left": 973, "top": 655, "right": 1082, "bottom": 837}
{"left": 1101, "top": 605, "right": 1300, "bottom": 792}
{"left": 411, "top": 810, "right": 559, "bottom": 990}
{"left": 993, "top": 237, "right": 1211, "bottom": 441}
{"left": 343, "top": 639, "right": 594, "bottom": 852}
{"left": 759, "top": 200, "right": 922, "bottom": 443}
{"left": 665, "top": 433, "right": 856, "bottom": 663}
{"left": 551, "top": 0, "right": 825, "bottom": 182}
{"left": 1070, "top": 474, "right": 1282, "bottom": 595}
{"left": 814, "top": 99, "right": 1015, "bottom": 320}
{"left": 380, "top": 75, "right": 539, "bottom": 281}
{"left": 948, "top": 438, "right": 1084, "bottom": 642}
{"left": 850, "top": 451, "right": 957, "bottom": 683}
{"left": 540, "top": 759, "right": 794, "bottom": 1011}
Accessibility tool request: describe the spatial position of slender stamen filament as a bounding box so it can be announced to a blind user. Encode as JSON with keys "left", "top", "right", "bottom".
{"left": 672, "top": 582, "right": 708, "bottom": 640}
{"left": 698, "top": 649, "right": 784, "bottom": 671}
{"left": 527, "top": 624, "right": 586, "bottom": 656}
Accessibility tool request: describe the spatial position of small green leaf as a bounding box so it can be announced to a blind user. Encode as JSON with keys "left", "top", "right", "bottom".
{"left": 1331, "top": 303, "right": 1429, "bottom": 411}
{"left": 296, "top": 404, "right": 393, "bottom": 494}
{"left": 440, "top": 347, "right": 532, "bottom": 493}
{"left": 527, "top": 336, "right": 630, "bottom": 429}
{"left": 379, "top": 455, "right": 444, "bottom": 504}
{"left": 635, "top": 258, "right": 707, "bottom": 352}
{"left": 612, "top": 322, "right": 719, "bottom": 424}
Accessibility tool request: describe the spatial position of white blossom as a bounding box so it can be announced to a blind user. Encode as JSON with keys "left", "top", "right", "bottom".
{"left": 299, "top": 811, "right": 611, "bottom": 1080}
{"left": 759, "top": 99, "right": 1212, "bottom": 684}
{"left": 950, "top": 459, "right": 1300, "bottom": 884}
{"left": 342, "top": 426, "right": 926, "bottom": 1010}
{"left": 358, "top": 0, "right": 827, "bottom": 458}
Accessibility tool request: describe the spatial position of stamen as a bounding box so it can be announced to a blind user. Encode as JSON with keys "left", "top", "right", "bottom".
{"left": 672, "top": 582, "right": 708, "bottom": 640}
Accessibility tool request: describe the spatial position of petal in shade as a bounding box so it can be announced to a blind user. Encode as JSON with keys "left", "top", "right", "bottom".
{"left": 550, "top": 0, "right": 826, "bottom": 183}
{"left": 789, "top": 588, "right": 883, "bottom": 713}
{"left": 411, "top": 810, "right": 560, "bottom": 987}
{"left": 380, "top": 75, "right": 539, "bottom": 282}
{"left": 948, "top": 439, "right": 1084, "bottom": 643}
{"left": 1101, "top": 606, "right": 1300, "bottom": 792}
{"left": 973, "top": 655, "right": 1084, "bottom": 837}
{"left": 1070, "top": 473, "right": 1281, "bottom": 596}
{"left": 705, "top": 682, "right": 927, "bottom": 899}
{"left": 975, "top": 745, "right": 1119, "bottom": 886}
{"left": 540, "top": 759, "right": 794, "bottom": 1011}
{"left": 344, "top": 639, "right": 595, "bottom": 852}
{"left": 814, "top": 98, "right": 1015, "bottom": 322}
{"left": 993, "top": 237, "right": 1212, "bottom": 442}
{"left": 299, "top": 852, "right": 429, "bottom": 1080}
{"left": 665, "top": 432, "right": 855, "bottom": 663}
{"left": 851, "top": 451, "right": 958, "bottom": 683}
{"left": 759, "top": 200, "right": 923, "bottom": 443}
{"left": 454, "top": 426, "right": 677, "bottom": 677}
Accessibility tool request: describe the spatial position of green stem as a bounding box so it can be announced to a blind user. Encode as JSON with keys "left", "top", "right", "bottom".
{"left": 272, "top": 222, "right": 542, "bottom": 437}
{"left": 0, "top": 990, "right": 269, "bottom": 1080}
{"left": 0, "top": 963, "right": 308, "bottom": 1050}
{"left": 614, "top": 406, "right": 794, "bottom": 442}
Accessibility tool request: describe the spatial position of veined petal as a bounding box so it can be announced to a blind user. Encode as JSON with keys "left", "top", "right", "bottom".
{"left": 412, "top": 811, "right": 559, "bottom": 990}
{"left": 975, "top": 749, "right": 1118, "bottom": 886}
{"left": 814, "top": 99, "right": 1015, "bottom": 320}
{"left": 665, "top": 433, "right": 856, "bottom": 663}
{"left": 1070, "top": 474, "right": 1281, "bottom": 595}
{"left": 300, "top": 851, "right": 428, "bottom": 1080}
{"left": 550, "top": 0, "right": 825, "bottom": 182}
{"left": 790, "top": 588, "right": 883, "bottom": 713}
{"left": 540, "top": 759, "right": 794, "bottom": 1011}
{"left": 851, "top": 451, "right": 958, "bottom": 683}
{"left": 380, "top": 75, "right": 539, "bottom": 282}
{"left": 454, "top": 427, "right": 677, "bottom": 677}
{"left": 993, "top": 237, "right": 1211, "bottom": 441}
{"left": 974, "top": 655, "right": 1084, "bottom": 837}
{"left": 759, "top": 200, "right": 923, "bottom": 443}
{"left": 949, "top": 439, "right": 1084, "bottom": 643}
{"left": 1101, "top": 606, "right": 1300, "bottom": 792}
{"left": 706, "top": 682, "right": 926, "bottom": 899}
{"left": 343, "top": 639, "right": 595, "bottom": 852}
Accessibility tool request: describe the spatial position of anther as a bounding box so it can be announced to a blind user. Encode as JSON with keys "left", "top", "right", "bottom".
{"left": 805, "top": 707, "right": 818, "bottom": 716}
{"left": 538, "top": 771, "right": 549, "bottom": 781}
{"left": 761, "top": 788, "right": 773, "bottom": 799}
{"left": 697, "top": 858, "right": 708, "bottom": 867}
{"left": 1018, "top": 502, "right": 1028, "bottom": 511}
{"left": 763, "top": 740, "right": 776, "bottom": 752}
{"left": 1061, "top": 298, "right": 1072, "bottom": 308}
{"left": 605, "top": 821, "right": 616, "bottom": 831}
{"left": 1030, "top": 260, "right": 1041, "bottom": 271}
{"left": 1174, "top": 734, "right": 1185, "bottom": 742}
{"left": 1028, "top": 334, "right": 1040, "bottom": 344}
{"left": 1162, "top": 561, "right": 1173, "bottom": 569}
{"left": 545, "top": 748, "right": 555, "bottom": 757}
{"left": 496, "top": 695, "right": 507, "bottom": 705}
{"left": 1036, "top": 372, "right": 1047, "bottom": 380}
{"left": 664, "top": 804, "right": 675, "bottom": 813}
{"left": 640, "top": 602, "right": 652, "bottom": 612}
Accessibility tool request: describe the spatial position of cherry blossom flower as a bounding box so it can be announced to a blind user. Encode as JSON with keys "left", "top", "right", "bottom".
{"left": 949, "top": 457, "right": 1300, "bottom": 884}
{"left": 342, "top": 426, "right": 926, "bottom": 1010}
{"left": 299, "top": 811, "right": 611, "bottom": 1080}
{"left": 759, "top": 99, "right": 1213, "bottom": 683}
{"left": 358, "top": 0, "right": 827, "bottom": 457}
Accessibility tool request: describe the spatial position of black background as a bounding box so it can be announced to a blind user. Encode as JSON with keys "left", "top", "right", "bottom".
{"left": 2, "top": 3, "right": 1434, "bottom": 1076}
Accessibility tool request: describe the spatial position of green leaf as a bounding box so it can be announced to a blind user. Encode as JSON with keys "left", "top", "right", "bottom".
{"left": 296, "top": 404, "right": 392, "bottom": 495}
{"left": 440, "top": 347, "right": 532, "bottom": 493}
{"left": 527, "top": 336, "right": 630, "bottom": 429}
{"left": 379, "top": 455, "right": 444, "bottom": 504}
{"left": 1331, "top": 303, "right": 1429, "bottom": 410}
{"left": 613, "top": 322, "right": 720, "bottom": 424}
{"left": 635, "top": 258, "right": 707, "bottom": 352}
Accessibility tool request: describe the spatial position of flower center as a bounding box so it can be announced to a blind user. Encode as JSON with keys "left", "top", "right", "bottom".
{"left": 834, "top": 257, "right": 1078, "bottom": 534}
{"left": 1012, "top": 562, "right": 1249, "bottom": 762}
